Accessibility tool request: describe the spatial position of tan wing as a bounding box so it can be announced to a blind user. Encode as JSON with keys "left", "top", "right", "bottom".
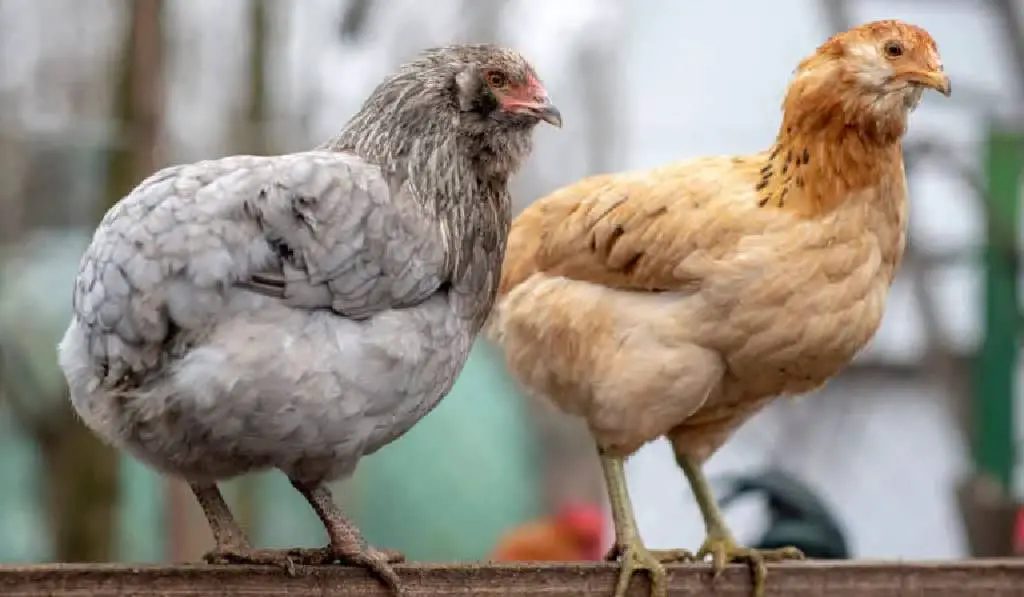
{"left": 500, "top": 156, "right": 769, "bottom": 295}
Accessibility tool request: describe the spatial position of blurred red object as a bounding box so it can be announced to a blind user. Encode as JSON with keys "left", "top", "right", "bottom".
{"left": 490, "top": 502, "right": 607, "bottom": 561}
{"left": 1013, "top": 507, "right": 1024, "bottom": 554}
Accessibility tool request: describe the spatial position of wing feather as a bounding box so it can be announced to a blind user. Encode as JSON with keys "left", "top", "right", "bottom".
{"left": 500, "top": 158, "right": 767, "bottom": 296}
{"left": 72, "top": 150, "right": 449, "bottom": 383}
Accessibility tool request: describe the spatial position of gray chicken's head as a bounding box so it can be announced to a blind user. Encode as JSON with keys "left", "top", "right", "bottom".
{"left": 440, "top": 44, "right": 562, "bottom": 132}
{"left": 330, "top": 44, "right": 560, "bottom": 184}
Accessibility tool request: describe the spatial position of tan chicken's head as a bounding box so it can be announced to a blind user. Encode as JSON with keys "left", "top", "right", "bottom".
{"left": 783, "top": 20, "right": 949, "bottom": 143}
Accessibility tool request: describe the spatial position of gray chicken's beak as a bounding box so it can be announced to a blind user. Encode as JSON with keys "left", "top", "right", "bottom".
{"left": 508, "top": 96, "right": 563, "bottom": 128}
{"left": 534, "top": 101, "right": 563, "bottom": 128}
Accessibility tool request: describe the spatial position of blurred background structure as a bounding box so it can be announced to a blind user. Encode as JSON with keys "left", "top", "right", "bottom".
{"left": 0, "top": 0, "right": 1021, "bottom": 566}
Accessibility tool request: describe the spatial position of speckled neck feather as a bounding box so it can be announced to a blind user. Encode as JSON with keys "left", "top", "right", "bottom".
{"left": 754, "top": 60, "right": 906, "bottom": 217}
{"left": 317, "top": 46, "right": 540, "bottom": 321}
{"left": 318, "top": 47, "right": 534, "bottom": 211}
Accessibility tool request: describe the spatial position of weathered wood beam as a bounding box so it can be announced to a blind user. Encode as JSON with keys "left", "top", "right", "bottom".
{"left": 0, "top": 560, "right": 1021, "bottom": 596}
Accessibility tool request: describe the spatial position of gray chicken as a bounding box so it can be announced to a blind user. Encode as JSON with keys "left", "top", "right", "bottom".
{"left": 56, "top": 44, "right": 561, "bottom": 594}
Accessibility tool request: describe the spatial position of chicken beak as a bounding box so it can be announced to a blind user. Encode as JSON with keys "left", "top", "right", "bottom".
{"left": 905, "top": 69, "right": 951, "bottom": 97}
{"left": 535, "top": 102, "right": 564, "bottom": 128}
{"left": 536, "top": 102, "right": 561, "bottom": 128}
{"left": 507, "top": 96, "right": 563, "bottom": 128}
{"left": 523, "top": 99, "right": 563, "bottom": 128}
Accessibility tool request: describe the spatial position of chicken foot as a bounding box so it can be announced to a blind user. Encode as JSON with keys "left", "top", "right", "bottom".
{"left": 289, "top": 480, "right": 407, "bottom": 596}
{"left": 676, "top": 455, "right": 805, "bottom": 597}
{"left": 192, "top": 481, "right": 405, "bottom": 593}
{"left": 192, "top": 481, "right": 304, "bottom": 575}
{"left": 599, "top": 450, "right": 693, "bottom": 597}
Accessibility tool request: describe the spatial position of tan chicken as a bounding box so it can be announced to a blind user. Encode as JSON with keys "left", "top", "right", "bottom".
{"left": 489, "top": 20, "right": 949, "bottom": 597}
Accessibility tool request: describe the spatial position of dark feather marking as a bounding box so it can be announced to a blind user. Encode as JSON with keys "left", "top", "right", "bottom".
{"left": 235, "top": 274, "right": 287, "bottom": 299}
{"left": 620, "top": 252, "right": 644, "bottom": 275}
{"left": 605, "top": 224, "right": 626, "bottom": 253}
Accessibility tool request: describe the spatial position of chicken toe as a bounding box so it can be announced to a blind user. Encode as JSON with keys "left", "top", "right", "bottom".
{"left": 603, "top": 543, "right": 693, "bottom": 564}
{"left": 291, "top": 480, "right": 406, "bottom": 596}
{"left": 611, "top": 539, "right": 673, "bottom": 597}
{"left": 278, "top": 545, "right": 407, "bottom": 566}
{"left": 202, "top": 545, "right": 301, "bottom": 576}
{"left": 696, "top": 534, "right": 804, "bottom": 597}
{"left": 677, "top": 455, "right": 805, "bottom": 597}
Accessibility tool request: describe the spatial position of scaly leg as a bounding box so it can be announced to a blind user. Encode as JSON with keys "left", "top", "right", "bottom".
{"left": 677, "top": 455, "right": 804, "bottom": 597}
{"left": 599, "top": 449, "right": 693, "bottom": 597}
{"left": 290, "top": 480, "right": 407, "bottom": 597}
{"left": 192, "top": 482, "right": 301, "bottom": 575}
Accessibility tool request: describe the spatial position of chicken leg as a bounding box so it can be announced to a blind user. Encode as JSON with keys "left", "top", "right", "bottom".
{"left": 193, "top": 481, "right": 406, "bottom": 595}
{"left": 288, "top": 481, "right": 407, "bottom": 595}
{"left": 192, "top": 481, "right": 303, "bottom": 574}
{"left": 676, "top": 455, "right": 805, "bottom": 597}
{"left": 599, "top": 450, "right": 693, "bottom": 597}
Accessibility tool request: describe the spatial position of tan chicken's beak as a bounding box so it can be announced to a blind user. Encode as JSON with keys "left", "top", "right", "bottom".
{"left": 903, "top": 69, "right": 951, "bottom": 97}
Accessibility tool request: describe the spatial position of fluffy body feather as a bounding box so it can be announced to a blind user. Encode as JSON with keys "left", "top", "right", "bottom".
{"left": 61, "top": 151, "right": 471, "bottom": 483}
{"left": 56, "top": 44, "right": 559, "bottom": 592}
{"left": 494, "top": 152, "right": 904, "bottom": 461}
{"left": 489, "top": 20, "right": 949, "bottom": 597}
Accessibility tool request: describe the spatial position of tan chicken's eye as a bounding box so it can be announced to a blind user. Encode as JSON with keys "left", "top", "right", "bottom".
{"left": 883, "top": 40, "right": 904, "bottom": 58}
{"left": 486, "top": 71, "right": 508, "bottom": 88}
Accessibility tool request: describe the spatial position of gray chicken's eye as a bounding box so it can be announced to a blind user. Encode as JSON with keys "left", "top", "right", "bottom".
{"left": 485, "top": 71, "right": 508, "bottom": 88}
{"left": 883, "top": 40, "right": 904, "bottom": 58}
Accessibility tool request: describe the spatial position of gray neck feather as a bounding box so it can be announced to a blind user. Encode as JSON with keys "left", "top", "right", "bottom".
{"left": 317, "top": 61, "right": 533, "bottom": 324}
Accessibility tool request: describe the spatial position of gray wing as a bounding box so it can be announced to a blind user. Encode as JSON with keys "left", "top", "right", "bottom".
{"left": 235, "top": 151, "right": 451, "bottom": 318}
{"left": 71, "top": 151, "right": 449, "bottom": 384}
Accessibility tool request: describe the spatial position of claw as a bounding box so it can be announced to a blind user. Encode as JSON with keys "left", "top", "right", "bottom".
{"left": 696, "top": 534, "right": 805, "bottom": 597}
{"left": 340, "top": 545, "right": 406, "bottom": 596}
{"left": 203, "top": 546, "right": 299, "bottom": 576}
{"left": 608, "top": 540, "right": 692, "bottom": 597}
{"left": 604, "top": 543, "right": 694, "bottom": 564}
{"left": 279, "top": 545, "right": 406, "bottom": 595}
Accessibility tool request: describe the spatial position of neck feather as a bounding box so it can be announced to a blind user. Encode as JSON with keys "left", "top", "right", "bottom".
{"left": 753, "top": 66, "right": 908, "bottom": 217}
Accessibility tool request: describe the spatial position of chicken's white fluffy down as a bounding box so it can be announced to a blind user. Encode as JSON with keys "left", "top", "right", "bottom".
{"left": 58, "top": 152, "right": 464, "bottom": 485}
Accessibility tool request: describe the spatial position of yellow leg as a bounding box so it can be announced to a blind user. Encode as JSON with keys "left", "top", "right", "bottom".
{"left": 678, "top": 455, "right": 805, "bottom": 597}
{"left": 599, "top": 449, "right": 692, "bottom": 597}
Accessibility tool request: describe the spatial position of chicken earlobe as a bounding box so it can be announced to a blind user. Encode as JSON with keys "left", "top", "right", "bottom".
{"left": 676, "top": 454, "right": 805, "bottom": 597}
{"left": 599, "top": 449, "right": 692, "bottom": 597}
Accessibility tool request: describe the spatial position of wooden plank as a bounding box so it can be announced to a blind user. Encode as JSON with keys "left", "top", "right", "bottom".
{"left": 0, "top": 560, "right": 1022, "bottom": 596}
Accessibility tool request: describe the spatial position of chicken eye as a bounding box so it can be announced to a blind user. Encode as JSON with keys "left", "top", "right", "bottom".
{"left": 883, "top": 40, "right": 904, "bottom": 58}
{"left": 485, "top": 71, "right": 508, "bottom": 88}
